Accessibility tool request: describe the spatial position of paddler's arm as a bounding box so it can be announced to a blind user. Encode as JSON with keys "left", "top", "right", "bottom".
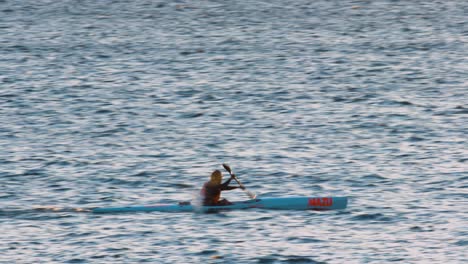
{"left": 220, "top": 175, "right": 243, "bottom": 190}
{"left": 220, "top": 176, "right": 234, "bottom": 188}
{"left": 222, "top": 186, "right": 239, "bottom": 190}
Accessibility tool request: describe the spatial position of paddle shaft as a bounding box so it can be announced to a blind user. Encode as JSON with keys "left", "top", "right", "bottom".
{"left": 231, "top": 175, "right": 246, "bottom": 190}
{"left": 222, "top": 163, "right": 256, "bottom": 199}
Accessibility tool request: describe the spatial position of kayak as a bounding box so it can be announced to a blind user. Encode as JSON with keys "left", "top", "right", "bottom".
{"left": 92, "top": 196, "right": 348, "bottom": 213}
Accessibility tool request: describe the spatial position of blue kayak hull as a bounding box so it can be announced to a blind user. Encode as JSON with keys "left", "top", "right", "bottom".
{"left": 92, "top": 196, "right": 348, "bottom": 213}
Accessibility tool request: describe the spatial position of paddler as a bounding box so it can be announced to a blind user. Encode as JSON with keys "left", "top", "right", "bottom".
{"left": 200, "top": 169, "right": 244, "bottom": 206}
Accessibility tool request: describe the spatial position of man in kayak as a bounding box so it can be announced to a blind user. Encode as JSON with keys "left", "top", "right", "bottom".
{"left": 200, "top": 169, "right": 244, "bottom": 206}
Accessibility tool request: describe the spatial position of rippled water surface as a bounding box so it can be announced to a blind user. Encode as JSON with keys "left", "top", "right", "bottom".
{"left": 1, "top": 0, "right": 467, "bottom": 263}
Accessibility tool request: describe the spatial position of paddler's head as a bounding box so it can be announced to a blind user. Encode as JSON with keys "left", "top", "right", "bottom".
{"left": 210, "top": 170, "right": 223, "bottom": 184}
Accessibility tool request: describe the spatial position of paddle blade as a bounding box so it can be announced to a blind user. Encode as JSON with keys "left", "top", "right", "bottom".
{"left": 222, "top": 163, "right": 232, "bottom": 174}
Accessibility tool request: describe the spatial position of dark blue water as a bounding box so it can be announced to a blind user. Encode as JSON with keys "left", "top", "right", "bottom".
{"left": 1, "top": 0, "right": 467, "bottom": 263}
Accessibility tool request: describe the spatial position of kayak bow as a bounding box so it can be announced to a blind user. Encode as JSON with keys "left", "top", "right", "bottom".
{"left": 92, "top": 196, "right": 347, "bottom": 213}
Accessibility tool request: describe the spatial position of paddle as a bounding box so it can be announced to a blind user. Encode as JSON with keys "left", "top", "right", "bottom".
{"left": 222, "top": 163, "right": 257, "bottom": 199}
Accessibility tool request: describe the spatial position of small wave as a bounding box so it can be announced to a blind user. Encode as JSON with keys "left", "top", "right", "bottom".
{"left": 180, "top": 112, "right": 204, "bottom": 118}
{"left": 287, "top": 237, "right": 323, "bottom": 244}
{"left": 351, "top": 213, "right": 394, "bottom": 222}
{"left": 361, "top": 174, "right": 387, "bottom": 181}
{"left": 255, "top": 255, "right": 325, "bottom": 264}
{"left": 407, "top": 135, "right": 425, "bottom": 142}
{"left": 94, "top": 108, "right": 114, "bottom": 114}
{"left": 170, "top": 183, "right": 193, "bottom": 189}
{"left": 434, "top": 107, "right": 468, "bottom": 116}
{"left": 410, "top": 226, "right": 434, "bottom": 232}
{"left": 67, "top": 259, "right": 87, "bottom": 263}
{"left": 453, "top": 106, "right": 468, "bottom": 114}
{"left": 257, "top": 256, "right": 277, "bottom": 264}
{"left": 0, "top": 92, "right": 17, "bottom": 98}
{"left": 138, "top": 153, "right": 174, "bottom": 159}
{"left": 195, "top": 249, "right": 218, "bottom": 256}
{"left": 131, "top": 171, "right": 153, "bottom": 177}
{"left": 255, "top": 216, "right": 274, "bottom": 221}
{"left": 90, "top": 128, "right": 127, "bottom": 138}
{"left": 454, "top": 240, "right": 468, "bottom": 246}
{"left": 100, "top": 178, "right": 147, "bottom": 187}
{"left": 10, "top": 169, "right": 48, "bottom": 178}
{"left": 283, "top": 256, "right": 325, "bottom": 264}
{"left": 386, "top": 100, "right": 415, "bottom": 106}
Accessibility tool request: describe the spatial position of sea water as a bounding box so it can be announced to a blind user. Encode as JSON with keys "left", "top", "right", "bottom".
{"left": 1, "top": 1, "right": 467, "bottom": 263}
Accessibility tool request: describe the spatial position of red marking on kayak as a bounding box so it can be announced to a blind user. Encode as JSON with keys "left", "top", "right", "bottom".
{"left": 308, "top": 197, "right": 333, "bottom": 207}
